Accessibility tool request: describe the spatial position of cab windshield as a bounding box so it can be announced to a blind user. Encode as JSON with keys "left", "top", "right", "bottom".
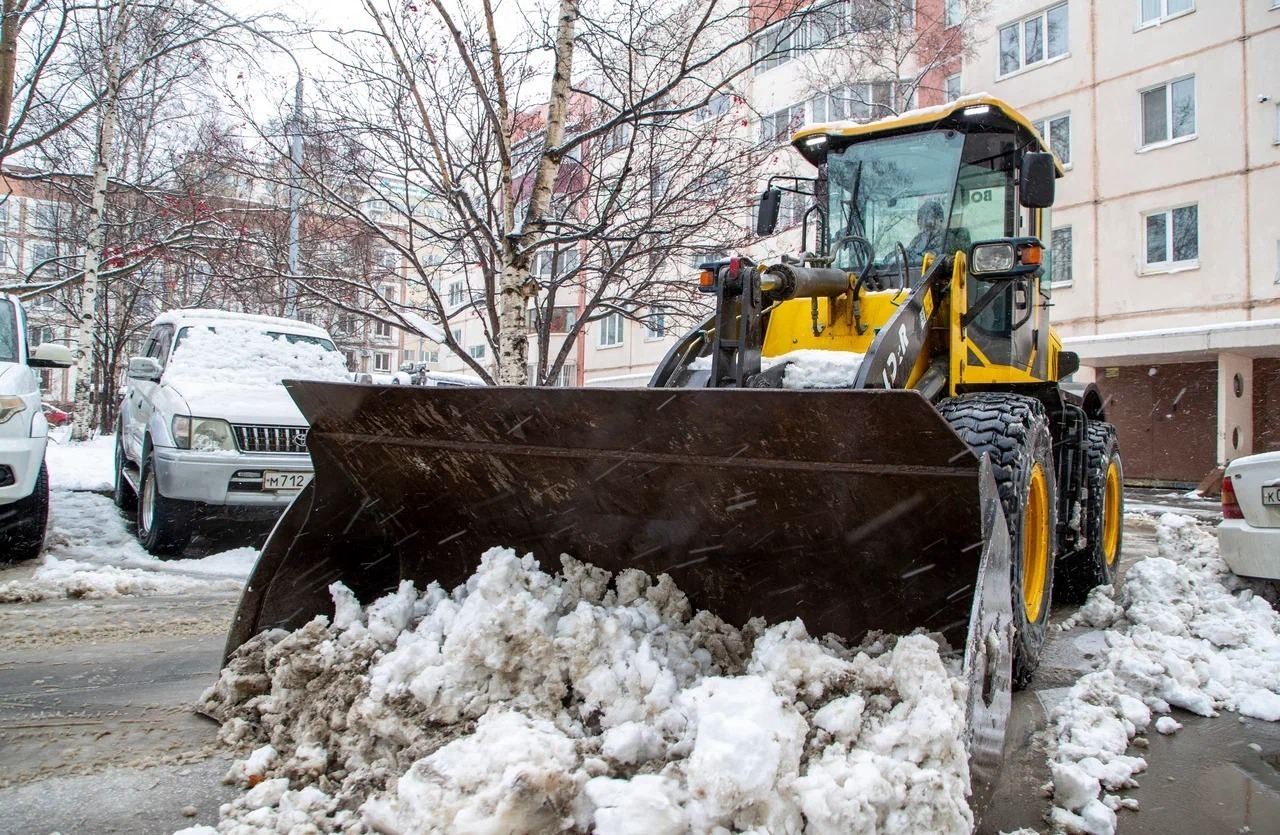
{"left": 827, "top": 130, "right": 965, "bottom": 275}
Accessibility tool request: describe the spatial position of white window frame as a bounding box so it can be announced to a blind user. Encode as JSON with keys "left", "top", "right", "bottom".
{"left": 425, "top": 350, "right": 439, "bottom": 363}
{"left": 760, "top": 103, "right": 806, "bottom": 143}
{"left": 373, "top": 352, "right": 391, "bottom": 372}
{"left": 694, "top": 93, "right": 731, "bottom": 123}
{"left": 468, "top": 343, "right": 486, "bottom": 359}
{"left": 450, "top": 327, "right": 462, "bottom": 343}
{"left": 1139, "top": 75, "right": 1196, "bottom": 150}
{"left": 597, "top": 312, "right": 624, "bottom": 348}
{"left": 1141, "top": 203, "right": 1199, "bottom": 273}
{"left": 944, "top": 73, "right": 962, "bottom": 103}
{"left": 447, "top": 281, "right": 465, "bottom": 307}
{"left": 945, "top": 0, "right": 963, "bottom": 27}
{"left": 374, "top": 319, "right": 392, "bottom": 339}
{"left": 1031, "top": 113, "right": 1071, "bottom": 167}
{"left": 0, "top": 199, "right": 9, "bottom": 225}
{"left": 997, "top": 2, "right": 1069, "bottom": 79}
{"left": 1136, "top": 0, "right": 1194, "bottom": 29}
{"left": 645, "top": 309, "right": 666, "bottom": 341}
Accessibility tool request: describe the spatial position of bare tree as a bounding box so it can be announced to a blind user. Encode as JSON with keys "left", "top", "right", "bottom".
{"left": 222, "top": 0, "right": 817, "bottom": 385}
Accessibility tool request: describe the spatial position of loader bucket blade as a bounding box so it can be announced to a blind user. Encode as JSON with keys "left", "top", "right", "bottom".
{"left": 232, "top": 381, "right": 996, "bottom": 649}
{"left": 225, "top": 382, "right": 1014, "bottom": 811}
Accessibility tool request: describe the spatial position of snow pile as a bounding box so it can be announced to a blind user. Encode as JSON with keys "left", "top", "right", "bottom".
{"left": 202, "top": 548, "right": 972, "bottom": 834}
{"left": 165, "top": 323, "right": 349, "bottom": 389}
{"left": 688, "top": 349, "right": 866, "bottom": 388}
{"left": 1047, "top": 513, "right": 1280, "bottom": 834}
{"left": 43, "top": 430, "right": 115, "bottom": 492}
{"left": 0, "top": 490, "right": 255, "bottom": 600}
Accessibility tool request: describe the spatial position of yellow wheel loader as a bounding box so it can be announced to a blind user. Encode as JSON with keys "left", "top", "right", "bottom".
{"left": 223, "top": 95, "right": 1123, "bottom": 813}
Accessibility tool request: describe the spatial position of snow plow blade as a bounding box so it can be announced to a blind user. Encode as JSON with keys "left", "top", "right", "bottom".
{"left": 225, "top": 382, "right": 1012, "bottom": 807}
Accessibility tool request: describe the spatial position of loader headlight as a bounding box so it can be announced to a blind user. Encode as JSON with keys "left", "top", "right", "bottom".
{"left": 0, "top": 396, "right": 27, "bottom": 425}
{"left": 172, "top": 416, "right": 237, "bottom": 452}
{"left": 970, "top": 242, "right": 1015, "bottom": 274}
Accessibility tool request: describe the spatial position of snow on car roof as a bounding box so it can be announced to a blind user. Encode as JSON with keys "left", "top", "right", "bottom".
{"left": 152, "top": 308, "right": 330, "bottom": 337}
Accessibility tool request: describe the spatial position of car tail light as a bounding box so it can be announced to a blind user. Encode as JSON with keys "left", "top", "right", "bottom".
{"left": 1222, "top": 476, "right": 1244, "bottom": 519}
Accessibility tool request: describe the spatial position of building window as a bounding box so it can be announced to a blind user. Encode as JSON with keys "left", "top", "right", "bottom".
{"left": 1050, "top": 227, "right": 1073, "bottom": 286}
{"left": 374, "top": 352, "right": 391, "bottom": 372}
{"left": 811, "top": 82, "right": 903, "bottom": 124}
{"left": 690, "top": 250, "right": 724, "bottom": 268}
{"left": 373, "top": 318, "right": 392, "bottom": 338}
{"left": 645, "top": 309, "right": 666, "bottom": 340}
{"left": 1032, "top": 114, "right": 1071, "bottom": 165}
{"left": 760, "top": 103, "right": 806, "bottom": 143}
{"left": 998, "top": 3, "right": 1068, "bottom": 77}
{"left": 451, "top": 327, "right": 462, "bottom": 343}
{"left": 403, "top": 349, "right": 415, "bottom": 362}
{"left": 447, "top": 281, "right": 464, "bottom": 307}
{"left": 695, "top": 93, "right": 731, "bottom": 123}
{"left": 944, "top": 73, "right": 962, "bottom": 102}
{"left": 531, "top": 248, "right": 580, "bottom": 280}
{"left": 598, "top": 312, "right": 624, "bottom": 347}
{"left": 1141, "top": 77, "right": 1195, "bottom": 147}
{"left": 527, "top": 305, "right": 578, "bottom": 332}
{"left": 376, "top": 250, "right": 398, "bottom": 271}
{"left": 0, "top": 240, "right": 7, "bottom": 269}
{"left": 1143, "top": 204, "right": 1198, "bottom": 270}
{"left": 0, "top": 200, "right": 9, "bottom": 225}
{"left": 344, "top": 350, "right": 356, "bottom": 370}
{"left": 945, "top": 0, "right": 963, "bottom": 27}
{"left": 468, "top": 343, "right": 486, "bottom": 359}
{"left": 599, "top": 122, "right": 634, "bottom": 155}
{"left": 752, "top": 23, "right": 797, "bottom": 74}
{"left": 1139, "top": 0, "right": 1193, "bottom": 27}
{"left": 425, "top": 350, "right": 439, "bottom": 363}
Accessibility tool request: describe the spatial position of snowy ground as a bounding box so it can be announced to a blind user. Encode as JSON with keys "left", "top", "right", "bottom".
{"left": 2, "top": 437, "right": 1277, "bottom": 835}
{"left": 0, "top": 433, "right": 258, "bottom": 603}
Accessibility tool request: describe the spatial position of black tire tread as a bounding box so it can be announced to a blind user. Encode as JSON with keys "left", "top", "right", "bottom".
{"left": 1055, "top": 423, "right": 1123, "bottom": 604}
{"left": 0, "top": 461, "right": 50, "bottom": 564}
{"left": 939, "top": 392, "right": 1057, "bottom": 689}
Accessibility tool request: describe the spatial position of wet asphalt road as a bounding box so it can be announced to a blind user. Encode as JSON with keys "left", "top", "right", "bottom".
{"left": 0, "top": 491, "right": 1276, "bottom": 834}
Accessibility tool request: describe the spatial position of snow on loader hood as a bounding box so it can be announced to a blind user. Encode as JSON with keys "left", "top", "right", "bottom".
{"left": 198, "top": 548, "right": 975, "bottom": 835}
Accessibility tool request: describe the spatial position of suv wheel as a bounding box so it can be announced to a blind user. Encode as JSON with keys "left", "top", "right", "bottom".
{"left": 137, "top": 458, "right": 193, "bottom": 557}
{"left": 0, "top": 462, "right": 50, "bottom": 564}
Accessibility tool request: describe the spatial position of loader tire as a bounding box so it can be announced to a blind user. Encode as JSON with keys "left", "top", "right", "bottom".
{"left": 940, "top": 393, "right": 1057, "bottom": 689}
{"left": 0, "top": 462, "right": 49, "bottom": 565}
{"left": 1055, "top": 423, "right": 1124, "bottom": 604}
{"left": 137, "top": 458, "right": 193, "bottom": 557}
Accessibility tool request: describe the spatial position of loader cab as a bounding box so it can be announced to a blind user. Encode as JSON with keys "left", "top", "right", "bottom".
{"left": 792, "top": 95, "right": 1064, "bottom": 384}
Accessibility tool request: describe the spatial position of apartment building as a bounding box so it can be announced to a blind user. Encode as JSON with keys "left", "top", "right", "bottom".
{"left": 950, "top": 0, "right": 1280, "bottom": 483}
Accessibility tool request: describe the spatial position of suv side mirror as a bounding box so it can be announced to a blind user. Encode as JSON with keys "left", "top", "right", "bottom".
{"left": 1019, "top": 152, "right": 1056, "bottom": 209}
{"left": 756, "top": 188, "right": 781, "bottom": 236}
{"left": 127, "top": 356, "right": 163, "bottom": 382}
{"left": 29, "top": 343, "right": 74, "bottom": 368}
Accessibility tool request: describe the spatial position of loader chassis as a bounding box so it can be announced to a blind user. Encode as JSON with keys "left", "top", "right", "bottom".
{"left": 225, "top": 96, "right": 1122, "bottom": 820}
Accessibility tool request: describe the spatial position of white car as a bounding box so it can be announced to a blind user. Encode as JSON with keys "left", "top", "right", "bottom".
{"left": 0, "top": 294, "right": 73, "bottom": 563}
{"left": 1219, "top": 451, "right": 1280, "bottom": 580}
{"left": 115, "top": 309, "right": 348, "bottom": 556}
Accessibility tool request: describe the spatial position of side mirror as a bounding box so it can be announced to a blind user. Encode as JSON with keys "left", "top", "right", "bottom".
{"left": 29, "top": 343, "right": 74, "bottom": 368}
{"left": 756, "top": 188, "right": 781, "bottom": 236}
{"left": 1058, "top": 351, "right": 1081, "bottom": 379}
{"left": 1019, "top": 152, "right": 1056, "bottom": 209}
{"left": 127, "top": 356, "right": 163, "bottom": 382}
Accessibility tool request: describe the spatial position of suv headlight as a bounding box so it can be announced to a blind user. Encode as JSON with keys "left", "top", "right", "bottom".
{"left": 0, "top": 396, "right": 27, "bottom": 425}
{"left": 172, "top": 416, "right": 237, "bottom": 452}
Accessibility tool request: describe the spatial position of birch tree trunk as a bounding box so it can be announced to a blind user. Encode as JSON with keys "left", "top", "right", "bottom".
{"left": 70, "top": 1, "right": 131, "bottom": 441}
{"left": 0, "top": 0, "right": 26, "bottom": 166}
{"left": 496, "top": 0, "right": 579, "bottom": 385}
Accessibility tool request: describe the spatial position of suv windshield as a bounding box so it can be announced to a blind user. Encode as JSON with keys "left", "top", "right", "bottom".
{"left": 827, "top": 130, "right": 965, "bottom": 274}
{"left": 0, "top": 300, "right": 17, "bottom": 363}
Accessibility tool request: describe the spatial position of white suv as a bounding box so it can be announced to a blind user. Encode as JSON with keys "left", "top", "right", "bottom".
{"left": 0, "top": 294, "right": 73, "bottom": 563}
{"left": 115, "top": 309, "right": 347, "bottom": 555}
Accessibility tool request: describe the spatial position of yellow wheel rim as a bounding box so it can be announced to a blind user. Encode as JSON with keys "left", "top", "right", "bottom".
{"left": 1102, "top": 459, "right": 1121, "bottom": 566}
{"left": 1022, "top": 464, "right": 1050, "bottom": 623}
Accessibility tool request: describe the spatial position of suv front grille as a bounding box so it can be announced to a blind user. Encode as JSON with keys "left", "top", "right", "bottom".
{"left": 233, "top": 425, "right": 309, "bottom": 454}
